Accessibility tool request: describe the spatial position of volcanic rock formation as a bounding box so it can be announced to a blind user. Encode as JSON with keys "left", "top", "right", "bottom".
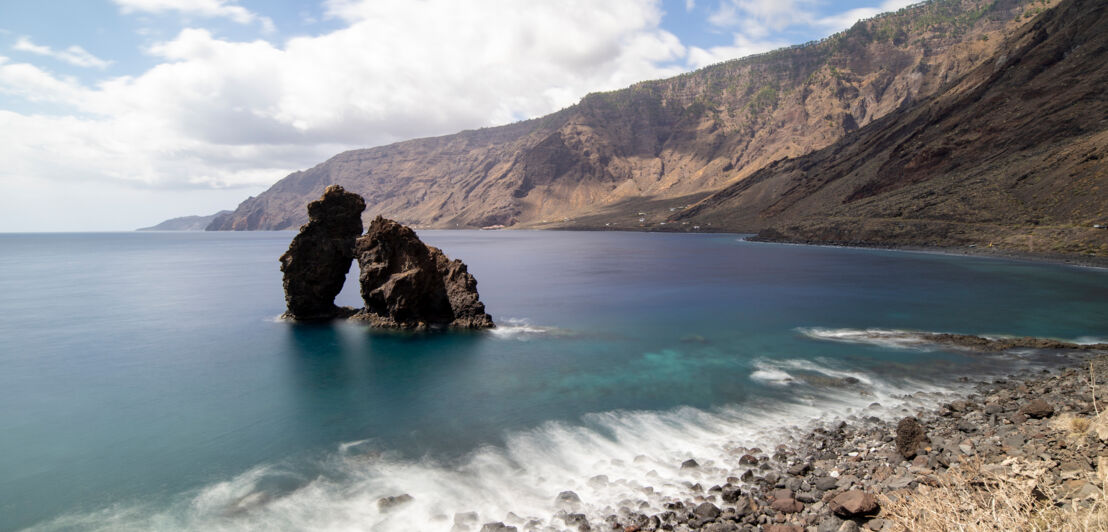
{"left": 279, "top": 185, "right": 365, "bottom": 320}
{"left": 279, "top": 188, "right": 493, "bottom": 328}
{"left": 352, "top": 216, "right": 494, "bottom": 329}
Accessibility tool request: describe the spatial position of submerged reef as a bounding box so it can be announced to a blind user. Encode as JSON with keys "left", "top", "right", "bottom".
{"left": 280, "top": 187, "right": 493, "bottom": 329}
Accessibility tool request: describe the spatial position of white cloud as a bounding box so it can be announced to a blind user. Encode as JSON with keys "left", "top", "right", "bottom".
{"left": 816, "top": 0, "right": 919, "bottom": 32}
{"left": 687, "top": 34, "right": 787, "bottom": 68}
{"left": 12, "top": 37, "right": 112, "bottom": 69}
{"left": 698, "top": 0, "right": 918, "bottom": 65}
{"left": 0, "top": 61, "right": 88, "bottom": 103}
{"left": 708, "top": 0, "right": 818, "bottom": 32}
{"left": 686, "top": 0, "right": 696, "bottom": 11}
{"left": 113, "top": 0, "right": 276, "bottom": 33}
{"left": 0, "top": 0, "right": 686, "bottom": 201}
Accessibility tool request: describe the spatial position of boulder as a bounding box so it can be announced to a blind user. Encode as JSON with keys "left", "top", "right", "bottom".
{"left": 480, "top": 523, "right": 517, "bottom": 532}
{"left": 787, "top": 462, "right": 811, "bottom": 476}
{"left": 279, "top": 185, "right": 365, "bottom": 320}
{"left": 721, "top": 486, "right": 743, "bottom": 503}
{"left": 895, "top": 417, "right": 929, "bottom": 459}
{"left": 692, "top": 502, "right": 721, "bottom": 520}
{"left": 353, "top": 216, "right": 493, "bottom": 329}
{"left": 765, "top": 526, "right": 803, "bottom": 532}
{"left": 555, "top": 490, "right": 582, "bottom": 508}
{"left": 770, "top": 497, "right": 804, "bottom": 513}
{"left": 1020, "top": 399, "right": 1054, "bottom": 419}
{"left": 376, "top": 493, "right": 413, "bottom": 512}
{"left": 564, "top": 513, "right": 590, "bottom": 529}
{"left": 702, "top": 523, "right": 741, "bottom": 532}
{"left": 829, "top": 490, "right": 880, "bottom": 518}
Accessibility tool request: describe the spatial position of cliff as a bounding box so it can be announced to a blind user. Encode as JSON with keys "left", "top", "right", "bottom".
{"left": 138, "top": 211, "right": 230, "bottom": 231}
{"left": 207, "top": 0, "right": 1059, "bottom": 234}
{"left": 676, "top": 0, "right": 1107, "bottom": 257}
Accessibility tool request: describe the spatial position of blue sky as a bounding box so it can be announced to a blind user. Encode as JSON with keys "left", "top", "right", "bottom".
{"left": 0, "top": 0, "right": 916, "bottom": 231}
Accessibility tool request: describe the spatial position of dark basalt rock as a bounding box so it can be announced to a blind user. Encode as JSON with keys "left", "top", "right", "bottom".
{"left": 352, "top": 216, "right": 494, "bottom": 329}
{"left": 1020, "top": 399, "right": 1055, "bottom": 419}
{"left": 279, "top": 185, "right": 365, "bottom": 320}
{"left": 376, "top": 493, "right": 413, "bottom": 512}
{"left": 895, "top": 416, "right": 929, "bottom": 459}
{"left": 279, "top": 188, "right": 493, "bottom": 329}
{"left": 922, "top": 333, "right": 1108, "bottom": 352}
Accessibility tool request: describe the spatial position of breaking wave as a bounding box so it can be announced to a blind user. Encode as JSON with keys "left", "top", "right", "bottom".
{"left": 487, "top": 318, "right": 565, "bottom": 340}
{"left": 33, "top": 358, "right": 974, "bottom": 532}
{"left": 796, "top": 327, "right": 940, "bottom": 350}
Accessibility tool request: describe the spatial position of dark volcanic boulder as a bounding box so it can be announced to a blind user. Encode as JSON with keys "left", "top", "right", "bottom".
{"left": 895, "top": 416, "right": 929, "bottom": 459}
{"left": 1020, "top": 399, "right": 1054, "bottom": 419}
{"left": 353, "top": 216, "right": 494, "bottom": 329}
{"left": 279, "top": 185, "right": 365, "bottom": 320}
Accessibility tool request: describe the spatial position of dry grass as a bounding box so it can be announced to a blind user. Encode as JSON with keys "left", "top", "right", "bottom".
{"left": 879, "top": 458, "right": 1108, "bottom": 531}
{"left": 880, "top": 360, "right": 1108, "bottom": 531}
{"left": 1052, "top": 412, "right": 1093, "bottom": 440}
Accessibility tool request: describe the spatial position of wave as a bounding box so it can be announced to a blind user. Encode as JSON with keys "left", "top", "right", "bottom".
{"left": 796, "top": 327, "right": 940, "bottom": 350}
{"left": 799, "top": 327, "right": 1104, "bottom": 356}
{"left": 33, "top": 360, "right": 973, "bottom": 532}
{"left": 1075, "top": 336, "right": 1108, "bottom": 345}
{"left": 487, "top": 318, "right": 563, "bottom": 340}
{"left": 748, "top": 364, "right": 794, "bottom": 385}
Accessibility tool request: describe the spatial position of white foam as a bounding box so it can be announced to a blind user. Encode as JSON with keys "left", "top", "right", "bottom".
{"left": 34, "top": 365, "right": 975, "bottom": 532}
{"left": 1075, "top": 336, "right": 1108, "bottom": 345}
{"left": 778, "top": 359, "right": 876, "bottom": 387}
{"left": 797, "top": 327, "right": 938, "bottom": 350}
{"left": 800, "top": 327, "right": 1106, "bottom": 353}
{"left": 487, "top": 318, "right": 559, "bottom": 339}
{"left": 749, "top": 363, "right": 795, "bottom": 385}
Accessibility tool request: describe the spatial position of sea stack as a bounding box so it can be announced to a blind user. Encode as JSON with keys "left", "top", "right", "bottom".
{"left": 279, "top": 185, "right": 366, "bottom": 320}
{"left": 353, "top": 216, "right": 494, "bottom": 329}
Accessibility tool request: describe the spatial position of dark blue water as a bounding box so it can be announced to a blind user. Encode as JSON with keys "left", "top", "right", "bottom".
{"left": 1, "top": 231, "right": 1105, "bottom": 531}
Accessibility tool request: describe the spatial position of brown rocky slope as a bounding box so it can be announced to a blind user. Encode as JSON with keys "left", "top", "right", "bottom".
{"left": 207, "top": 0, "right": 1058, "bottom": 234}
{"left": 675, "top": 0, "right": 1108, "bottom": 257}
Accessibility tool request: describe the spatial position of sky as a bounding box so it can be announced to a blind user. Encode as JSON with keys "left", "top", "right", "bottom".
{"left": 0, "top": 0, "right": 917, "bottom": 231}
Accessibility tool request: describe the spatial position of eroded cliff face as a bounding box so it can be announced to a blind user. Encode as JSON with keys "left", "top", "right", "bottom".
{"left": 279, "top": 185, "right": 365, "bottom": 320}
{"left": 208, "top": 0, "right": 1057, "bottom": 232}
{"left": 676, "top": 0, "right": 1108, "bottom": 257}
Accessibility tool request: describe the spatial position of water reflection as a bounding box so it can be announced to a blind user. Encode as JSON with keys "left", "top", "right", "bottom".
{"left": 282, "top": 322, "right": 493, "bottom": 458}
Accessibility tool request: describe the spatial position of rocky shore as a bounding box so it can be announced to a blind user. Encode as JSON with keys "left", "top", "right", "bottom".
{"left": 742, "top": 234, "right": 1108, "bottom": 271}
{"left": 466, "top": 350, "right": 1108, "bottom": 532}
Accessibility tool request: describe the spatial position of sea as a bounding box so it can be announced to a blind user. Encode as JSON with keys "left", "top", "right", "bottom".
{"left": 1, "top": 231, "right": 1106, "bottom": 531}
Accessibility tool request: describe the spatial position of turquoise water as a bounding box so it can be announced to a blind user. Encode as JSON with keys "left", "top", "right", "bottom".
{"left": 0, "top": 231, "right": 1105, "bottom": 531}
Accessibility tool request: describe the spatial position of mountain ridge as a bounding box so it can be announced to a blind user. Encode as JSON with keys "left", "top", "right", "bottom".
{"left": 138, "top": 211, "right": 231, "bottom": 231}
{"left": 206, "top": 0, "right": 1057, "bottom": 235}
{"left": 674, "top": 0, "right": 1107, "bottom": 257}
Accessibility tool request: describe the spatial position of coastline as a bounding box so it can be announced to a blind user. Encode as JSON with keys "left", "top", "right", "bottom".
{"left": 563, "top": 350, "right": 1108, "bottom": 532}
{"left": 527, "top": 225, "right": 1108, "bottom": 270}
{"left": 740, "top": 236, "right": 1108, "bottom": 271}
